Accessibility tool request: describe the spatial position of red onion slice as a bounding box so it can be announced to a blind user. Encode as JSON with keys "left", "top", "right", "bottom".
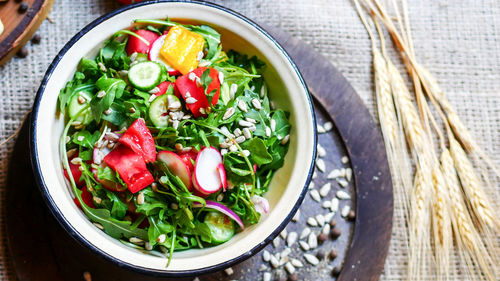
{"left": 193, "top": 200, "right": 245, "bottom": 230}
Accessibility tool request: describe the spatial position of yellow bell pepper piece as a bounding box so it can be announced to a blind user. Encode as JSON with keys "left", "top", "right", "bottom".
{"left": 160, "top": 26, "right": 205, "bottom": 75}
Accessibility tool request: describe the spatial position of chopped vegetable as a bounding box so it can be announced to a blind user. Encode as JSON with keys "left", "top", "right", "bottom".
{"left": 160, "top": 25, "right": 205, "bottom": 74}
{"left": 194, "top": 200, "right": 245, "bottom": 230}
{"left": 126, "top": 29, "right": 159, "bottom": 55}
{"left": 118, "top": 118, "right": 156, "bottom": 163}
{"left": 176, "top": 67, "right": 220, "bottom": 117}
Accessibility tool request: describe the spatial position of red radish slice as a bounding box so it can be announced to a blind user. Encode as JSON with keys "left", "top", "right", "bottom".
{"left": 251, "top": 195, "right": 270, "bottom": 215}
{"left": 193, "top": 200, "right": 245, "bottom": 230}
{"left": 126, "top": 29, "right": 159, "bottom": 56}
{"left": 157, "top": 151, "right": 192, "bottom": 190}
{"left": 193, "top": 147, "right": 224, "bottom": 195}
{"left": 179, "top": 150, "right": 198, "bottom": 171}
{"left": 217, "top": 163, "right": 227, "bottom": 191}
{"left": 148, "top": 35, "right": 180, "bottom": 75}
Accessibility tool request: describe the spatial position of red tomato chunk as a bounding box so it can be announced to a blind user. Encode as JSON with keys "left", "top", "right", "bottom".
{"left": 126, "top": 29, "right": 159, "bottom": 56}
{"left": 119, "top": 118, "right": 157, "bottom": 163}
{"left": 176, "top": 67, "right": 221, "bottom": 118}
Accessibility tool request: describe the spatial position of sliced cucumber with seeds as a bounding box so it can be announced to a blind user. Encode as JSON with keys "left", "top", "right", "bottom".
{"left": 149, "top": 94, "right": 180, "bottom": 128}
{"left": 68, "top": 91, "right": 93, "bottom": 125}
{"left": 204, "top": 211, "right": 235, "bottom": 244}
{"left": 128, "top": 61, "right": 162, "bottom": 91}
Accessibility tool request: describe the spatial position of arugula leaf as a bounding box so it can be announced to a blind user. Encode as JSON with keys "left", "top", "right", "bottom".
{"left": 105, "top": 191, "right": 128, "bottom": 219}
{"left": 90, "top": 76, "right": 126, "bottom": 122}
{"left": 243, "top": 138, "right": 273, "bottom": 165}
{"left": 271, "top": 110, "right": 291, "bottom": 139}
{"left": 72, "top": 130, "right": 100, "bottom": 148}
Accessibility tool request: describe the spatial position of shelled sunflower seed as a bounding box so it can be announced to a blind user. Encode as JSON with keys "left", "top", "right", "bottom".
{"left": 336, "top": 190, "right": 351, "bottom": 200}
{"left": 292, "top": 210, "right": 301, "bottom": 222}
{"left": 316, "top": 159, "right": 326, "bottom": 172}
{"left": 310, "top": 189, "right": 321, "bottom": 202}
{"left": 300, "top": 227, "right": 311, "bottom": 239}
{"left": 307, "top": 217, "right": 318, "bottom": 227}
{"left": 327, "top": 169, "right": 341, "bottom": 179}
{"left": 341, "top": 205, "right": 351, "bottom": 218}
{"left": 319, "top": 183, "right": 331, "bottom": 197}
{"left": 299, "top": 240, "right": 310, "bottom": 251}
{"left": 317, "top": 144, "right": 326, "bottom": 158}
{"left": 308, "top": 232, "right": 318, "bottom": 249}
{"left": 304, "top": 254, "right": 320, "bottom": 266}
{"left": 287, "top": 232, "right": 298, "bottom": 247}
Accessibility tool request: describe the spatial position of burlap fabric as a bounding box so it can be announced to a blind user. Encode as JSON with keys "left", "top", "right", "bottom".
{"left": 0, "top": 0, "right": 498, "bottom": 280}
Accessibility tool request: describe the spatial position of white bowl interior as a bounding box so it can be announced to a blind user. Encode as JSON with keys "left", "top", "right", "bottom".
{"left": 34, "top": 2, "right": 315, "bottom": 272}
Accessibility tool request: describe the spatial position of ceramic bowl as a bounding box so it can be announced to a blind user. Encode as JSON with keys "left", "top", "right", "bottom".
{"left": 30, "top": 0, "right": 316, "bottom": 276}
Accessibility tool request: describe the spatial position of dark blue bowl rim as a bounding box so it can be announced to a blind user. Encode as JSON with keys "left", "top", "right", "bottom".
{"left": 29, "top": 0, "right": 317, "bottom": 277}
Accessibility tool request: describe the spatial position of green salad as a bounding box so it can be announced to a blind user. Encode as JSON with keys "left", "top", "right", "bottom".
{"left": 59, "top": 18, "right": 291, "bottom": 265}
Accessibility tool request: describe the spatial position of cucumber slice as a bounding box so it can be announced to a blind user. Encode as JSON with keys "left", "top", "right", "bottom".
{"left": 204, "top": 211, "right": 235, "bottom": 244}
{"left": 128, "top": 61, "right": 162, "bottom": 91}
{"left": 149, "top": 94, "right": 180, "bottom": 128}
{"left": 68, "top": 91, "right": 93, "bottom": 125}
{"left": 135, "top": 53, "right": 149, "bottom": 62}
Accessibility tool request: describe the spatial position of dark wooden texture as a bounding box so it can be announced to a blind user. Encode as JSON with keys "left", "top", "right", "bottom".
{"left": 0, "top": 0, "right": 54, "bottom": 66}
{"left": 5, "top": 26, "right": 392, "bottom": 281}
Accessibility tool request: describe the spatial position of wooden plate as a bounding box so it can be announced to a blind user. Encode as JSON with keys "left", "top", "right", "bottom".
{"left": 5, "top": 25, "right": 392, "bottom": 281}
{"left": 0, "top": 0, "right": 54, "bottom": 66}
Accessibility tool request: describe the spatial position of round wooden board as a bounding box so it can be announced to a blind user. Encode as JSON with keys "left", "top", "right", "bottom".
{"left": 5, "top": 24, "right": 392, "bottom": 281}
{"left": 0, "top": 0, "right": 54, "bottom": 66}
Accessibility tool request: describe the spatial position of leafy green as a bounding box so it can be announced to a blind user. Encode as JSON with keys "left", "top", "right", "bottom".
{"left": 243, "top": 138, "right": 273, "bottom": 166}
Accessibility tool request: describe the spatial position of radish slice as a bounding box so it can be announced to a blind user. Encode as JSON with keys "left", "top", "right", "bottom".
{"left": 251, "top": 195, "right": 270, "bottom": 215}
{"left": 148, "top": 35, "right": 180, "bottom": 75}
{"left": 193, "top": 200, "right": 245, "bottom": 230}
{"left": 157, "top": 151, "right": 192, "bottom": 190}
{"left": 193, "top": 147, "right": 224, "bottom": 195}
{"left": 217, "top": 163, "right": 227, "bottom": 191}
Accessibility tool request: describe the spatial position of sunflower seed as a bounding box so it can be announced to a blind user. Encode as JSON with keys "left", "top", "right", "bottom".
{"left": 144, "top": 242, "right": 153, "bottom": 251}
{"left": 263, "top": 272, "right": 271, "bottom": 281}
{"left": 310, "top": 189, "right": 321, "bottom": 202}
{"left": 287, "top": 232, "right": 298, "bottom": 247}
{"left": 346, "top": 168, "right": 353, "bottom": 181}
{"left": 235, "top": 136, "right": 246, "bottom": 144}
{"left": 322, "top": 224, "right": 331, "bottom": 235}
{"left": 71, "top": 157, "right": 82, "bottom": 165}
{"left": 259, "top": 264, "right": 268, "bottom": 272}
{"left": 273, "top": 237, "right": 280, "bottom": 248}
{"left": 331, "top": 198, "right": 340, "bottom": 212}
{"left": 280, "top": 229, "right": 288, "bottom": 239}
{"left": 307, "top": 217, "right": 318, "bottom": 227}
{"left": 315, "top": 214, "right": 325, "bottom": 226}
{"left": 218, "top": 72, "right": 224, "bottom": 84}
{"left": 308, "top": 232, "right": 318, "bottom": 249}
{"left": 338, "top": 178, "right": 348, "bottom": 188}
{"left": 149, "top": 87, "right": 160, "bottom": 94}
{"left": 239, "top": 120, "right": 253, "bottom": 127}
{"left": 221, "top": 148, "right": 228, "bottom": 155}
{"left": 292, "top": 210, "right": 301, "bottom": 222}
{"left": 322, "top": 200, "right": 332, "bottom": 209}
{"left": 281, "top": 247, "right": 291, "bottom": 259}
{"left": 66, "top": 148, "right": 77, "bottom": 158}
{"left": 319, "top": 183, "right": 331, "bottom": 197}
{"left": 323, "top": 121, "right": 333, "bottom": 131}
{"left": 242, "top": 128, "right": 252, "bottom": 139}
{"left": 340, "top": 168, "right": 346, "bottom": 177}
{"left": 234, "top": 128, "right": 242, "bottom": 137}
{"left": 195, "top": 77, "right": 202, "bottom": 88}
{"left": 324, "top": 212, "right": 335, "bottom": 222}
{"left": 104, "top": 108, "right": 113, "bottom": 115}
{"left": 280, "top": 134, "right": 290, "bottom": 145}
{"left": 224, "top": 267, "right": 234, "bottom": 276}
{"left": 270, "top": 119, "right": 276, "bottom": 132}
{"left": 216, "top": 193, "right": 224, "bottom": 202}
{"left": 77, "top": 95, "right": 86, "bottom": 104}
{"left": 251, "top": 98, "right": 262, "bottom": 110}
{"left": 316, "top": 159, "right": 326, "bottom": 172}
{"left": 260, "top": 84, "right": 267, "bottom": 98}
{"left": 76, "top": 135, "right": 84, "bottom": 142}
{"left": 185, "top": 97, "right": 197, "bottom": 104}
{"left": 308, "top": 182, "right": 315, "bottom": 189}
{"left": 240, "top": 150, "right": 250, "bottom": 157}
{"left": 327, "top": 169, "right": 340, "bottom": 179}
{"left": 98, "top": 62, "right": 107, "bottom": 72}
{"left": 229, "top": 145, "right": 238, "bottom": 152}
{"left": 317, "top": 144, "right": 326, "bottom": 157}
{"left": 130, "top": 52, "right": 138, "bottom": 62}
{"left": 97, "top": 90, "right": 106, "bottom": 98}
{"left": 265, "top": 126, "right": 271, "bottom": 137}
{"left": 304, "top": 254, "right": 320, "bottom": 266}
{"left": 270, "top": 255, "right": 280, "bottom": 268}
{"left": 249, "top": 125, "right": 257, "bottom": 132}
{"left": 299, "top": 240, "right": 310, "bottom": 251}
{"left": 71, "top": 121, "right": 82, "bottom": 127}
{"left": 237, "top": 99, "right": 247, "bottom": 112}
{"left": 137, "top": 192, "right": 145, "bottom": 205}
{"left": 129, "top": 237, "right": 144, "bottom": 245}
{"left": 262, "top": 250, "right": 271, "bottom": 262}
{"left": 336, "top": 190, "right": 351, "bottom": 200}
{"left": 65, "top": 136, "right": 71, "bottom": 144}
{"left": 341, "top": 205, "right": 351, "bottom": 218}
{"left": 93, "top": 222, "right": 104, "bottom": 230}
{"left": 317, "top": 124, "right": 326, "bottom": 133}
{"left": 300, "top": 227, "right": 311, "bottom": 239}
{"left": 220, "top": 142, "right": 231, "bottom": 149}
{"left": 285, "top": 262, "right": 295, "bottom": 274}
{"left": 341, "top": 156, "right": 349, "bottom": 164}
{"left": 157, "top": 234, "right": 166, "bottom": 243}
{"left": 230, "top": 84, "right": 238, "bottom": 98}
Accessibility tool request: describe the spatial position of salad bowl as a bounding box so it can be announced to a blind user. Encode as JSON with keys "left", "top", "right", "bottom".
{"left": 30, "top": 0, "right": 316, "bottom": 276}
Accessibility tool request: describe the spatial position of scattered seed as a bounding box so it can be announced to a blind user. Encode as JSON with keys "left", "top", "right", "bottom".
{"left": 317, "top": 144, "right": 326, "bottom": 157}
{"left": 262, "top": 250, "right": 271, "bottom": 262}
{"left": 241, "top": 150, "right": 250, "bottom": 157}
{"left": 319, "top": 183, "right": 331, "bottom": 197}
{"left": 299, "top": 240, "right": 310, "bottom": 251}
{"left": 237, "top": 99, "right": 247, "bottom": 112}
{"left": 317, "top": 233, "right": 328, "bottom": 245}
{"left": 273, "top": 237, "right": 280, "bottom": 248}
{"left": 347, "top": 210, "right": 356, "bottom": 221}
{"left": 270, "top": 255, "right": 280, "bottom": 268}
{"left": 285, "top": 262, "right": 295, "bottom": 274}
{"left": 76, "top": 135, "right": 84, "bottom": 142}
{"left": 185, "top": 97, "right": 197, "bottom": 104}
{"left": 346, "top": 168, "right": 353, "bottom": 181}
{"left": 322, "top": 201, "right": 332, "bottom": 209}
{"left": 93, "top": 222, "right": 104, "bottom": 230}
{"left": 196, "top": 50, "right": 204, "bottom": 61}
{"left": 327, "top": 169, "right": 341, "bottom": 179}
{"left": 329, "top": 249, "right": 338, "bottom": 260}
{"left": 157, "top": 234, "right": 166, "bottom": 243}
{"left": 224, "top": 267, "right": 234, "bottom": 276}
{"left": 308, "top": 232, "right": 318, "bottom": 249}
{"left": 290, "top": 258, "right": 303, "bottom": 268}
{"left": 249, "top": 125, "right": 257, "bottom": 132}
{"left": 221, "top": 148, "right": 228, "bottom": 155}
{"left": 216, "top": 193, "right": 224, "bottom": 202}
{"left": 280, "top": 229, "right": 288, "bottom": 239}
{"left": 251, "top": 98, "right": 262, "bottom": 110}
{"left": 263, "top": 272, "right": 272, "bottom": 281}
{"left": 341, "top": 156, "right": 349, "bottom": 164}
{"left": 330, "top": 198, "right": 340, "bottom": 212}
{"left": 341, "top": 205, "right": 351, "bottom": 218}
{"left": 316, "top": 214, "right": 325, "bottom": 226}
{"left": 309, "top": 182, "right": 315, "bottom": 189}
{"left": 97, "top": 90, "right": 106, "bottom": 98}
{"left": 218, "top": 72, "right": 224, "bottom": 84}
{"left": 97, "top": 62, "right": 107, "bottom": 72}
{"left": 31, "top": 34, "right": 42, "bottom": 44}
{"left": 280, "top": 134, "right": 290, "bottom": 145}
{"left": 316, "top": 159, "right": 326, "bottom": 172}
{"left": 235, "top": 136, "right": 246, "bottom": 144}
{"left": 104, "top": 108, "right": 112, "bottom": 115}
{"left": 336, "top": 190, "right": 350, "bottom": 200}
{"left": 323, "top": 121, "right": 333, "bottom": 131}
{"left": 18, "top": 2, "right": 29, "bottom": 13}
{"left": 317, "top": 124, "right": 326, "bottom": 133}
{"left": 137, "top": 192, "right": 145, "bottom": 205}
{"left": 322, "top": 223, "right": 331, "bottom": 235}
{"left": 339, "top": 168, "right": 346, "bottom": 177}
{"left": 329, "top": 219, "right": 337, "bottom": 228}
{"left": 17, "top": 47, "right": 28, "bottom": 58}
{"left": 238, "top": 120, "right": 253, "bottom": 127}
{"left": 230, "top": 84, "right": 238, "bottom": 98}
{"left": 286, "top": 232, "right": 298, "bottom": 247}
{"left": 331, "top": 266, "right": 342, "bottom": 277}
{"left": 299, "top": 227, "right": 311, "bottom": 239}
{"left": 70, "top": 157, "right": 82, "bottom": 165}
{"left": 338, "top": 178, "right": 348, "bottom": 188}
{"left": 288, "top": 273, "right": 298, "bottom": 281}
{"left": 129, "top": 237, "right": 144, "bottom": 245}
{"left": 304, "top": 253, "right": 320, "bottom": 266}
{"left": 281, "top": 247, "right": 291, "bottom": 259}
{"left": 229, "top": 145, "right": 238, "bottom": 152}
{"left": 265, "top": 126, "right": 271, "bottom": 137}
{"left": 310, "top": 189, "right": 321, "bottom": 202}
{"left": 307, "top": 217, "right": 318, "bottom": 227}
{"left": 144, "top": 242, "right": 153, "bottom": 251}
{"left": 270, "top": 119, "right": 276, "bottom": 132}
{"left": 330, "top": 227, "right": 341, "bottom": 239}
